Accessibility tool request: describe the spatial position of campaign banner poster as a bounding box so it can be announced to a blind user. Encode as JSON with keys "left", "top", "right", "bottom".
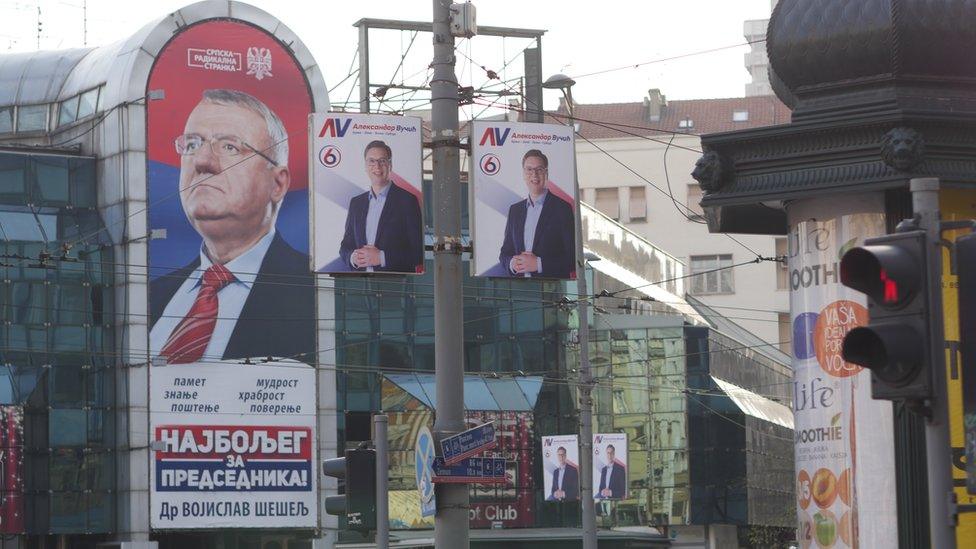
{"left": 592, "top": 433, "right": 627, "bottom": 500}
{"left": 541, "top": 435, "right": 579, "bottom": 502}
{"left": 146, "top": 20, "right": 317, "bottom": 365}
{"left": 0, "top": 406, "right": 24, "bottom": 534}
{"left": 787, "top": 196, "right": 896, "bottom": 549}
{"left": 150, "top": 361, "right": 317, "bottom": 529}
{"left": 470, "top": 121, "right": 577, "bottom": 279}
{"left": 310, "top": 113, "right": 424, "bottom": 274}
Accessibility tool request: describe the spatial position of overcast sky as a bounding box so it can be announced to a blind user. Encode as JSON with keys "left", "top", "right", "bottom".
{"left": 0, "top": 0, "right": 775, "bottom": 111}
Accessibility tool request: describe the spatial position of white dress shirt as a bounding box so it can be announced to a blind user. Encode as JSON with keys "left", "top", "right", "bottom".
{"left": 556, "top": 465, "right": 565, "bottom": 490}
{"left": 150, "top": 229, "right": 276, "bottom": 361}
{"left": 354, "top": 184, "right": 389, "bottom": 272}
{"left": 510, "top": 190, "right": 546, "bottom": 277}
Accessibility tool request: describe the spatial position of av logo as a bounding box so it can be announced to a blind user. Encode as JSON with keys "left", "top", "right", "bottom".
{"left": 319, "top": 146, "right": 341, "bottom": 168}
{"left": 318, "top": 118, "right": 352, "bottom": 138}
{"left": 479, "top": 154, "right": 501, "bottom": 176}
{"left": 479, "top": 127, "right": 510, "bottom": 146}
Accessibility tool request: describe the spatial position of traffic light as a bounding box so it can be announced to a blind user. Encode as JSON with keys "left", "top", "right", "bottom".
{"left": 322, "top": 448, "right": 377, "bottom": 532}
{"left": 840, "top": 229, "right": 934, "bottom": 401}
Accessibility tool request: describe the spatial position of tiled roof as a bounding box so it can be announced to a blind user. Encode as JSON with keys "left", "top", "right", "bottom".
{"left": 556, "top": 95, "right": 791, "bottom": 140}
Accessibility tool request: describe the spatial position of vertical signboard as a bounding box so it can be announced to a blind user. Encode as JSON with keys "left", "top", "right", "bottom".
{"left": 0, "top": 406, "right": 23, "bottom": 534}
{"left": 592, "top": 433, "right": 627, "bottom": 500}
{"left": 938, "top": 189, "right": 976, "bottom": 544}
{"left": 470, "top": 121, "right": 577, "bottom": 279}
{"left": 787, "top": 197, "right": 896, "bottom": 549}
{"left": 310, "top": 113, "right": 424, "bottom": 274}
{"left": 146, "top": 20, "right": 316, "bottom": 364}
{"left": 542, "top": 435, "right": 579, "bottom": 502}
{"left": 150, "top": 361, "right": 316, "bottom": 529}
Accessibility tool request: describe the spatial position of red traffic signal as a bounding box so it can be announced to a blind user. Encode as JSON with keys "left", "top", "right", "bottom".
{"left": 839, "top": 230, "right": 932, "bottom": 401}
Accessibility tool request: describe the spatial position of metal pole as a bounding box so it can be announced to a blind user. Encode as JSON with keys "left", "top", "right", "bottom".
{"left": 374, "top": 414, "right": 389, "bottom": 549}
{"left": 565, "top": 91, "right": 598, "bottom": 549}
{"left": 910, "top": 177, "right": 956, "bottom": 549}
{"left": 431, "top": 1, "right": 468, "bottom": 548}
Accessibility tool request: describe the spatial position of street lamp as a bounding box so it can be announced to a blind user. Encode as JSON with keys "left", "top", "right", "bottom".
{"left": 544, "top": 72, "right": 597, "bottom": 549}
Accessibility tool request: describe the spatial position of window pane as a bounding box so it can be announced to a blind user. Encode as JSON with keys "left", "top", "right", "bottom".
{"left": 77, "top": 89, "right": 98, "bottom": 119}
{"left": 0, "top": 107, "right": 12, "bottom": 133}
{"left": 49, "top": 408, "right": 86, "bottom": 446}
{"left": 17, "top": 105, "right": 47, "bottom": 132}
{"left": 629, "top": 186, "right": 646, "bottom": 221}
{"left": 33, "top": 157, "right": 70, "bottom": 205}
{"left": 57, "top": 96, "right": 79, "bottom": 127}
{"left": 0, "top": 155, "right": 27, "bottom": 198}
{"left": 0, "top": 211, "right": 47, "bottom": 241}
{"left": 595, "top": 187, "right": 619, "bottom": 220}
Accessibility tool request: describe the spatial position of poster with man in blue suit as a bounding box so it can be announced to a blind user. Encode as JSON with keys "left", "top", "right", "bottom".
{"left": 311, "top": 114, "right": 424, "bottom": 275}
{"left": 471, "top": 121, "right": 577, "bottom": 279}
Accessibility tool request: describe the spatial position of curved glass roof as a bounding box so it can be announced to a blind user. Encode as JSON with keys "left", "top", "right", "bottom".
{"left": 0, "top": 48, "right": 94, "bottom": 107}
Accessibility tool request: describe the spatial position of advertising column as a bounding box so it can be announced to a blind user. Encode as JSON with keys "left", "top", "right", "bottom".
{"left": 787, "top": 195, "right": 896, "bottom": 548}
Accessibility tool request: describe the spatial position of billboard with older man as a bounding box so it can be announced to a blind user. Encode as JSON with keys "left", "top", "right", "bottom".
{"left": 146, "top": 20, "right": 315, "bottom": 366}
{"left": 145, "top": 19, "right": 318, "bottom": 530}
{"left": 470, "top": 121, "right": 577, "bottom": 279}
{"left": 310, "top": 113, "right": 424, "bottom": 274}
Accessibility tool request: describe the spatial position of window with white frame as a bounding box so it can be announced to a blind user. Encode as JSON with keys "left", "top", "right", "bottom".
{"left": 733, "top": 110, "right": 749, "bottom": 122}
{"left": 629, "top": 186, "right": 647, "bottom": 222}
{"left": 689, "top": 254, "right": 734, "bottom": 295}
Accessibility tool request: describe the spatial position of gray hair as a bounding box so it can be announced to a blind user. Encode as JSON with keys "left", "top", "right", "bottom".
{"left": 201, "top": 89, "right": 288, "bottom": 166}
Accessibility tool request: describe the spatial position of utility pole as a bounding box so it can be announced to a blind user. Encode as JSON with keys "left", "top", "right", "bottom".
{"left": 374, "top": 414, "right": 389, "bottom": 549}
{"left": 430, "top": 1, "right": 468, "bottom": 548}
{"left": 542, "top": 74, "right": 597, "bottom": 549}
{"left": 911, "top": 178, "right": 956, "bottom": 549}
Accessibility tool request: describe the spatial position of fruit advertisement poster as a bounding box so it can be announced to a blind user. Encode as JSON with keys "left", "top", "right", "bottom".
{"left": 787, "top": 196, "right": 897, "bottom": 548}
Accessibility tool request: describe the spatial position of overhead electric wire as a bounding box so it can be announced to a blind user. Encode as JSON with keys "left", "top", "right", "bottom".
{"left": 568, "top": 39, "right": 767, "bottom": 81}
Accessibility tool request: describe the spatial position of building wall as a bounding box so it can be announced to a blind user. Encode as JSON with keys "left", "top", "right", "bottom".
{"left": 575, "top": 135, "right": 789, "bottom": 348}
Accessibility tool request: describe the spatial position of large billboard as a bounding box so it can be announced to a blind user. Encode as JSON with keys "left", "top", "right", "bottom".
{"left": 470, "top": 121, "right": 577, "bottom": 279}
{"left": 150, "top": 361, "right": 316, "bottom": 529}
{"left": 541, "top": 434, "right": 579, "bottom": 502}
{"left": 146, "top": 20, "right": 316, "bottom": 364}
{"left": 592, "top": 433, "right": 627, "bottom": 500}
{"left": 0, "top": 406, "right": 23, "bottom": 534}
{"left": 787, "top": 198, "right": 896, "bottom": 549}
{"left": 310, "top": 113, "right": 424, "bottom": 274}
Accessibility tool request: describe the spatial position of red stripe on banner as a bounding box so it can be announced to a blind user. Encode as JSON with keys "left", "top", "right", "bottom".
{"left": 390, "top": 172, "right": 422, "bottom": 204}
{"left": 547, "top": 181, "right": 576, "bottom": 211}
{"left": 154, "top": 425, "right": 312, "bottom": 460}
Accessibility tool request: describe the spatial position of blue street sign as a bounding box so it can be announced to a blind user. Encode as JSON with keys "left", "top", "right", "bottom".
{"left": 431, "top": 457, "right": 507, "bottom": 484}
{"left": 415, "top": 426, "right": 437, "bottom": 516}
{"left": 440, "top": 422, "right": 497, "bottom": 465}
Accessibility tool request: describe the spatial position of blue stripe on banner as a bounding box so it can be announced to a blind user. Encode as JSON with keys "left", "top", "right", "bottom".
{"left": 156, "top": 460, "right": 312, "bottom": 492}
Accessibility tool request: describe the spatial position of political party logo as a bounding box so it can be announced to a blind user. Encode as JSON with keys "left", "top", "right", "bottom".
{"left": 246, "top": 47, "right": 273, "bottom": 80}
{"left": 813, "top": 300, "right": 868, "bottom": 378}
{"left": 186, "top": 48, "right": 243, "bottom": 72}
{"left": 480, "top": 153, "right": 500, "bottom": 175}
{"left": 479, "top": 127, "right": 510, "bottom": 146}
{"left": 154, "top": 425, "right": 313, "bottom": 492}
{"left": 319, "top": 146, "right": 341, "bottom": 168}
{"left": 318, "top": 117, "right": 352, "bottom": 138}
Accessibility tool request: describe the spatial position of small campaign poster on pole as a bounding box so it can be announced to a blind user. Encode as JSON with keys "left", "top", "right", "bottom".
{"left": 470, "top": 121, "right": 577, "bottom": 279}
{"left": 542, "top": 434, "right": 579, "bottom": 502}
{"left": 310, "top": 113, "right": 424, "bottom": 275}
{"left": 592, "top": 433, "right": 628, "bottom": 500}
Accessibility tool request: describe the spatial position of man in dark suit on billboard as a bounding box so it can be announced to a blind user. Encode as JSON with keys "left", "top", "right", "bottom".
{"left": 549, "top": 446, "right": 579, "bottom": 502}
{"left": 499, "top": 149, "right": 575, "bottom": 278}
{"left": 338, "top": 140, "right": 424, "bottom": 273}
{"left": 597, "top": 444, "right": 627, "bottom": 499}
{"left": 149, "top": 89, "right": 314, "bottom": 365}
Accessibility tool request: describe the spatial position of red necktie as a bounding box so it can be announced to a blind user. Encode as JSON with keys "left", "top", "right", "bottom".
{"left": 159, "top": 264, "right": 235, "bottom": 364}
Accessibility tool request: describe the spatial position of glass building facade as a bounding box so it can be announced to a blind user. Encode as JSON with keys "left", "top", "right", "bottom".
{"left": 0, "top": 151, "right": 116, "bottom": 540}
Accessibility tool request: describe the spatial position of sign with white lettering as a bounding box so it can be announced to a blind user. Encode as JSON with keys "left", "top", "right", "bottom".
{"left": 431, "top": 457, "right": 507, "bottom": 484}
{"left": 149, "top": 360, "right": 317, "bottom": 529}
{"left": 440, "top": 421, "right": 496, "bottom": 465}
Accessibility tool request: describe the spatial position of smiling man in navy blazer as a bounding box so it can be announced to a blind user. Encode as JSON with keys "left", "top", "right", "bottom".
{"left": 499, "top": 149, "right": 575, "bottom": 278}
{"left": 339, "top": 140, "right": 424, "bottom": 273}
